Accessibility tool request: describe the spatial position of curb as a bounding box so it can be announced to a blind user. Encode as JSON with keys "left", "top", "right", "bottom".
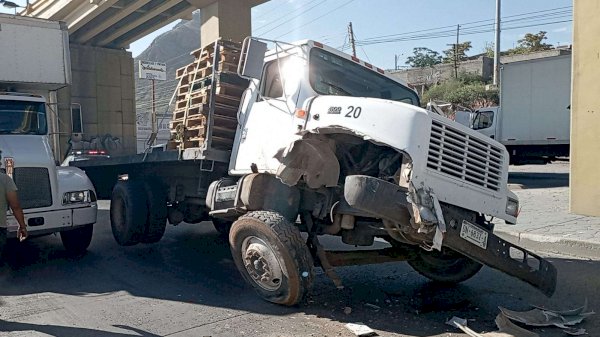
{"left": 495, "top": 229, "right": 600, "bottom": 260}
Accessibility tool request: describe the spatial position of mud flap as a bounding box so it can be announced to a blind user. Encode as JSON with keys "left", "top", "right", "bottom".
{"left": 442, "top": 206, "right": 557, "bottom": 297}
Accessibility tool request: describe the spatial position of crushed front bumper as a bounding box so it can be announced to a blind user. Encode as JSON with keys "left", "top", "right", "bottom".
{"left": 344, "top": 175, "right": 557, "bottom": 297}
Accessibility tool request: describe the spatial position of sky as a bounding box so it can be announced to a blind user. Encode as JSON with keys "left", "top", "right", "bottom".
{"left": 2, "top": 0, "right": 572, "bottom": 70}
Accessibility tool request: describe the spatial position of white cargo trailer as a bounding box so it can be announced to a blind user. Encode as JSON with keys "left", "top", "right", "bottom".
{"left": 468, "top": 54, "right": 571, "bottom": 164}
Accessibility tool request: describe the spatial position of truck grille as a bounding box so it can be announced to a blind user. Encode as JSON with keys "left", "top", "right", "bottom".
{"left": 427, "top": 119, "right": 504, "bottom": 191}
{"left": 13, "top": 167, "right": 53, "bottom": 209}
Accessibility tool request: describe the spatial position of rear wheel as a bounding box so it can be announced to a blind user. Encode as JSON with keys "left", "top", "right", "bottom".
{"left": 61, "top": 224, "right": 94, "bottom": 255}
{"left": 140, "top": 183, "right": 167, "bottom": 244}
{"left": 110, "top": 181, "right": 147, "bottom": 246}
{"left": 408, "top": 248, "right": 483, "bottom": 284}
{"left": 229, "top": 211, "right": 314, "bottom": 306}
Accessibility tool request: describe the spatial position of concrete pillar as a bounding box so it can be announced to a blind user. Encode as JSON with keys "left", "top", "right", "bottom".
{"left": 200, "top": 0, "right": 252, "bottom": 47}
{"left": 570, "top": 0, "right": 600, "bottom": 216}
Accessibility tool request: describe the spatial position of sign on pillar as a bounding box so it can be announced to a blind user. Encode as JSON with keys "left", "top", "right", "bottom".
{"left": 139, "top": 60, "right": 167, "bottom": 148}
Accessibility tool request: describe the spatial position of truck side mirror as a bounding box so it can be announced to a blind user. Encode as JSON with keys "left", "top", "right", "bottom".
{"left": 238, "top": 37, "right": 267, "bottom": 80}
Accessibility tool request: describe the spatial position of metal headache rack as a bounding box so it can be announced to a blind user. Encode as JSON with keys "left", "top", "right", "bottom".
{"left": 169, "top": 39, "right": 248, "bottom": 161}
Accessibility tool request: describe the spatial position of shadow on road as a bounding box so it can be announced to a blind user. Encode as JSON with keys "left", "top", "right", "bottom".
{"left": 508, "top": 172, "right": 569, "bottom": 188}
{"left": 0, "top": 320, "right": 160, "bottom": 337}
{"left": 0, "top": 209, "right": 597, "bottom": 337}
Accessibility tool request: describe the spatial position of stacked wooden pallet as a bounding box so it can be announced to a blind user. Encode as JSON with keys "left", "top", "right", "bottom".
{"left": 168, "top": 40, "right": 248, "bottom": 151}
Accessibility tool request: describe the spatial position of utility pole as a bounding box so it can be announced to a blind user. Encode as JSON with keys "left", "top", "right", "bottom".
{"left": 455, "top": 24, "right": 460, "bottom": 78}
{"left": 348, "top": 22, "right": 357, "bottom": 57}
{"left": 493, "top": 0, "right": 501, "bottom": 86}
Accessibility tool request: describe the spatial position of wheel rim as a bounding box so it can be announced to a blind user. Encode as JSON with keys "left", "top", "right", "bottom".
{"left": 241, "top": 236, "right": 284, "bottom": 291}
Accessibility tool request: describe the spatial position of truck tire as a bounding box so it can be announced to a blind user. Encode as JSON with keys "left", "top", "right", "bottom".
{"left": 408, "top": 248, "right": 483, "bottom": 284}
{"left": 229, "top": 211, "right": 314, "bottom": 306}
{"left": 139, "top": 183, "right": 167, "bottom": 244}
{"left": 110, "top": 181, "right": 147, "bottom": 246}
{"left": 60, "top": 224, "right": 93, "bottom": 255}
{"left": 212, "top": 218, "right": 232, "bottom": 237}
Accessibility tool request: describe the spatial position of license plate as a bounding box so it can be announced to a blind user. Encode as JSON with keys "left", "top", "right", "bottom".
{"left": 460, "top": 220, "right": 488, "bottom": 249}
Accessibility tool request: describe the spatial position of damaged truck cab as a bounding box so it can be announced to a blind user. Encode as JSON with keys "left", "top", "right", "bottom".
{"left": 207, "top": 38, "right": 556, "bottom": 305}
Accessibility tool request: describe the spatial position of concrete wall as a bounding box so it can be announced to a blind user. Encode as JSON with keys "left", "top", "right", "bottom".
{"left": 570, "top": 1, "right": 600, "bottom": 216}
{"left": 391, "top": 51, "right": 571, "bottom": 89}
{"left": 390, "top": 57, "right": 492, "bottom": 87}
{"left": 64, "top": 44, "right": 136, "bottom": 157}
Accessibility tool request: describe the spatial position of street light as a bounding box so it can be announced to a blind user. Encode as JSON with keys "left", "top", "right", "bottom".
{"left": 1, "top": 1, "right": 27, "bottom": 14}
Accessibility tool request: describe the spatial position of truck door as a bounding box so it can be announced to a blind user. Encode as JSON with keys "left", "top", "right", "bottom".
{"left": 230, "top": 55, "right": 305, "bottom": 175}
{"left": 472, "top": 109, "right": 497, "bottom": 139}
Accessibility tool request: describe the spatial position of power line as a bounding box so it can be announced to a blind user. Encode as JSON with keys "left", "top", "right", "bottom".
{"left": 354, "top": 17, "right": 572, "bottom": 47}
{"left": 253, "top": 0, "right": 290, "bottom": 20}
{"left": 254, "top": 0, "right": 323, "bottom": 33}
{"left": 256, "top": 0, "right": 327, "bottom": 36}
{"left": 274, "top": 0, "right": 357, "bottom": 39}
{"left": 352, "top": 7, "right": 571, "bottom": 46}
{"left": 358, "top": 6, "right": 571, "bottom": 42}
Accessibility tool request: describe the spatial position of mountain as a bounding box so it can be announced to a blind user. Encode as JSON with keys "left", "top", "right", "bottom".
{"left": 134, "top": 11, "right": 201, "bottom": 135}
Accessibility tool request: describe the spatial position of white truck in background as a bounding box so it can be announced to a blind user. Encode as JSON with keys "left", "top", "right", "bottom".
{"left": 460, "top": 54, "right": 571, "bottom": 164}
{"left": 0, "top": 14, "right": 97, "bottom": 254}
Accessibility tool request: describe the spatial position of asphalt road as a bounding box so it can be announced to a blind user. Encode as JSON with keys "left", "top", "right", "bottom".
{"left": 0, "top": 197, "right": 597, "bottom": 336}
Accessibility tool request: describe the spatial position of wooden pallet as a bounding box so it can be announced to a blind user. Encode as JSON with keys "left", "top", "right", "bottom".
{"left": 169, "top": 40, "right": 244, "bottom": 150}
{"left": 176, "top": 90, "right": 240, "bottom": 108}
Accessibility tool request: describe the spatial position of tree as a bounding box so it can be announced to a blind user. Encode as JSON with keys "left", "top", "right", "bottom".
{"left": 422, "top": 72, "right": 498, "bottom": 111}
{"left": 405, "top": 47, "right": 442, "bottom": 68}
{"left": 482, "top": 42, "right": 495, "bottom": 58}
{"left": 507, "top": 31, "right": 553, "bottom": 55}
{"left": 442, "top": 41, "right": 472, "bottom": 63}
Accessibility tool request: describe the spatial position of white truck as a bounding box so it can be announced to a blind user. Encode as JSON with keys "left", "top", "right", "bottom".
{"left": 75, "top": 38, "right": 556, "bottom": 306}
{"left": 0, "top": 14, "right": 97, "bottom": 254}
{"left": 464, "top": 55, "right": 571, "bottom": 164}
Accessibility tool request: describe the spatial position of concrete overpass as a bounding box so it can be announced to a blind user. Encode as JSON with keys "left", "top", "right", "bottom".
{"left": 27, "top": 0, "right": 267, "bottom": 48}
{"left": 24, "top": 0, "right": 267, "bottom": 157}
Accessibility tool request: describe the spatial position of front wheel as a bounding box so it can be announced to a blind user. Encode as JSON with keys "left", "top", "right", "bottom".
{"left": 60, "top": 224, "right": 94, "bottom": 255}
{"left": 229, "top": 211, "right": 314, "bottom": 306}
{"left": 408, "top": 248, "right": 483, "bottom": 284}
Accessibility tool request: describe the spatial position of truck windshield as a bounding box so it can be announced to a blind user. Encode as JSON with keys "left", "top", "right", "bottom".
{"left": 0, "top": 100, "right": 47, "bottom": 135}
{"left": 309, "top": 48, "right": 420, "bottom": 106}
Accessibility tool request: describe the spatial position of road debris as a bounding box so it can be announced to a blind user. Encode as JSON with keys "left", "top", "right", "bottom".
{"left": 445, "top": 316, "right": 482, "bottom": 337}
{"left": 562, "top": 328, "right": 587, "bottom": 336}
{"left": 447, "top": 314, "right": 541, "bottom": 337}
{"left": 345, "top": 322, "right": 377, "bottom": 336}
{"left": 494, "top": 313, "right": 539, "bottom": 337}
{"left": 499, "top": 302, "right": 594, "bottom": 328}
{"left": 364, "top": 303, "right": 381, "bottom": 311}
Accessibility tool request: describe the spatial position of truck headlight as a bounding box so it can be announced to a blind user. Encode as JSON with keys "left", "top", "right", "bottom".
{"left": 63, "top": 190, "right": 95, "bottom": 204}
{"left": 506, "top": 198, "right": 519, "bottom": 217}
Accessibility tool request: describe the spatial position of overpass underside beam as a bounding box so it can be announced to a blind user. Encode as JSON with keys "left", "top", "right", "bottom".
{"left": 27, "top": 0, "right": 268, "bottom": 49}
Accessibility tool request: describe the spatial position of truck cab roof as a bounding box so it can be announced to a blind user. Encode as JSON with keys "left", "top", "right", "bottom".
{"left": 0, "top": 92, "right": 45, "bottom": 102}
{"left": 266, "top": 39, "right": 415, "bottom": 94}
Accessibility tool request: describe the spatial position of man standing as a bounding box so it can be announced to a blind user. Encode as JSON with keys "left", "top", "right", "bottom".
{"left": 0, "top": 165, "right": 27, "bottom": 255}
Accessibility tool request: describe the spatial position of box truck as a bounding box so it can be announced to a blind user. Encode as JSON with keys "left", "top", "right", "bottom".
{"left": 0, "top": 14, "right": 97, "bottom": 255}
{"left": 467, "top": 54, "right": 571, "bottom": 164}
